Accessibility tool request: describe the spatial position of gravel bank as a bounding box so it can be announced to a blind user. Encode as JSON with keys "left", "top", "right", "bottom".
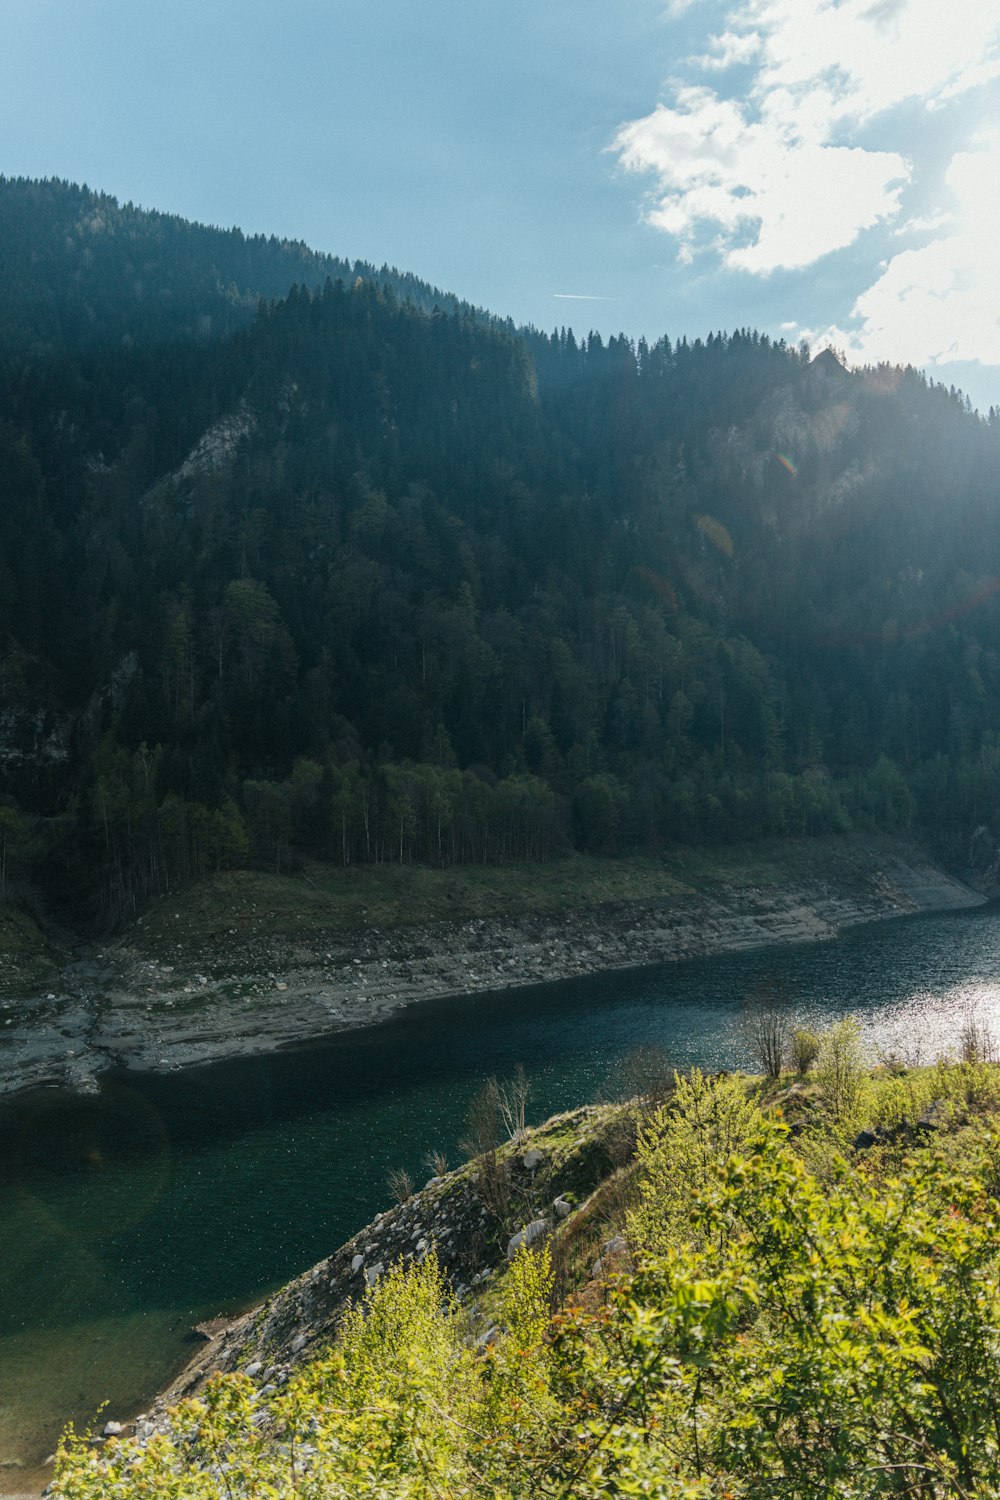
{"left": 0, "top": 851, "right": 984, "bottom": 1100}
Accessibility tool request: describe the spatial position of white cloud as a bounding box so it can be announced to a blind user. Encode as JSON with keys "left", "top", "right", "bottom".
{"left": 815, "top": 141, "right": 1000, "bottom": 369}
{"left": 692, "top": 29, "right": 762, "bottom": 70}
{"left": 745, "top": 0, "right": 1000, "bottom": 126}
{"left": 614, "top": 0, "right": 1000, "bottom": 274}
{"left": 615, "top": 89, "right": 907, "bottom": 272}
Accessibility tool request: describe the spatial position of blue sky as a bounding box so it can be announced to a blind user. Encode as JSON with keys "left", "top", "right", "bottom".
{"left": 4, "top": 0, "right": 1000, "bottom": 409}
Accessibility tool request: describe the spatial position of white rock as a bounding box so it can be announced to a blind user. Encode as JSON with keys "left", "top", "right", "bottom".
{"left": 103, "top": 1421, "right": 123, "bottom": 1437}
{"left": 351, "top": 1253, "right": 365, "bottom": 1273}
{"left": 365, "top": 1262, "right": 385, "bottom": 1287}
{"left": 506, "top": 1218, "right": 551, "bottom": 1259}
{"left": 553, "top": 1197, "right": 571, "bottom": 1219}
{"left": 290, "top": 1333, "right": 308, "bottom": 1354}
{"left": 521, "top": 1148, "right": 545, "bottom": 1171}
{"left": 245, "top": 1361, "right": 263, "bottom": 1378}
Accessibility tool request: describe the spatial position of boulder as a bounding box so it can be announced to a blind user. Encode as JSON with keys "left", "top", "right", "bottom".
{"left": 506, "top": 1218, "right": 551, "bottom": 1259}
{"left": 552, "top": 1197, "right": 571, "bottom": 1219}
{"left": 521, "top": 1148, "right": 545, "bottom": 1171}
{"left": 593, "top": 1235, "right": 629, "bottom": 1279}
{"left": 191, "top": 1316, "right": 229, "bottom": 1342}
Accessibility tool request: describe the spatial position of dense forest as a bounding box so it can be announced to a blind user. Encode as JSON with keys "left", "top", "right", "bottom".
{"left": 2, "top": 176, "right": 1000, "bottom": 926}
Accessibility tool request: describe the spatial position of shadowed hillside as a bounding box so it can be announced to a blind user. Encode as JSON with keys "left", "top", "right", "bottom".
{"left": 1, "top": 179, "right": 999, "bottom": 926}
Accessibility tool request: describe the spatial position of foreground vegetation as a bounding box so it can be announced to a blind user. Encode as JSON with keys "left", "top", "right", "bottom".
{"left": 54, "top": 1023, "right": 1000, "bottom": 1498}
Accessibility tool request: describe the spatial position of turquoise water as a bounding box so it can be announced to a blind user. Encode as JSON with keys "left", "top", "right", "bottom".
{"left": 2, "top": 905, "right": 999, "bottom": 1478}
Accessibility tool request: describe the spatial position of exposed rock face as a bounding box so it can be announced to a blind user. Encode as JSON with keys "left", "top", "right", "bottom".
{"left": 175, "top": 406, "right": 257, "bottom": 481}
{"left": 0, "top": 707, "right": 70, "bottom": 771}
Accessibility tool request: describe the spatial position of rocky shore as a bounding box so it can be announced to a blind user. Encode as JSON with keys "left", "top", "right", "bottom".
{"left": 0, "top": 846, "right": 985, "bottom": 1101}
{"left": 113, "top": 1104, "right": 622, "bottom": 1437}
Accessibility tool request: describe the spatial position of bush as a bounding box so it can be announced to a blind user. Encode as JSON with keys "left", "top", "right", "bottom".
{"left": 743, "top": 1004, "right": 788, "bottom": 1078}
{"left": 54, "top": 1119, "right": 1000, "bottom": 1500}
{"left": 816, "top": 1017, "right": 868, "bottom": 1125}
{"left": 791, "top": 1025, "right": 821, "bottom": 1073}
{"left": 741, "top": 980, "right": 790, "bottom": 1078}
{"left": 960, "top": 1008, "right": 996, "bottom": 1064}
{"left": 386, "top": 1165, "right": 414, "bottom": 1204}
{"left": 628, "top": 1068, "right": 764, "bottom": 1256}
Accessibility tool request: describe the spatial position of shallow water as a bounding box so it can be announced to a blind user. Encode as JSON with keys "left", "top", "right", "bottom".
{"left": 1, "top": 905, "right": 999, "bottom": 1477}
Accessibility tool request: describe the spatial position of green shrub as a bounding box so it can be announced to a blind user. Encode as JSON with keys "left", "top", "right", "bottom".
{"left": 628, "top": 1068, "right": 764, "bottom": 1256}
{"left": 53, "top": 1090, "right": 1000, "bottom": 1500}
{"left": 790, "top": 1024, "right": 821, "bottom": 1073}
{"left": 816, "top": 1017, "right": 868, "bottom": 1126}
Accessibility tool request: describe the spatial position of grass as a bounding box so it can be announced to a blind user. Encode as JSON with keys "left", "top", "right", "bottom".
{"left": 119, "top": 832, "right": 924, "bottom": 959}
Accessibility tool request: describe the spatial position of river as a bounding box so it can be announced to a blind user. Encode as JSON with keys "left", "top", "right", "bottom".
{"left": 2, "top": 903, "right": 999, "bottom": 1484}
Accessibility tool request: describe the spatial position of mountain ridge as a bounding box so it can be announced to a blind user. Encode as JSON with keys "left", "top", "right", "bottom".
{"left": 0, "top": 177, "right": 998, "bottom": 931}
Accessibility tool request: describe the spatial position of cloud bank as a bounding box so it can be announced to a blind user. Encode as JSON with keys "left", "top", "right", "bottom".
{"left": 614, "top": 0, "right": 1000, "bottom": 377}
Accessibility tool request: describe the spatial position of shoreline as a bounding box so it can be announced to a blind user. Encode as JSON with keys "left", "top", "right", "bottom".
{"left": 0, "top": 845, "right": 986, "bottom": 1102}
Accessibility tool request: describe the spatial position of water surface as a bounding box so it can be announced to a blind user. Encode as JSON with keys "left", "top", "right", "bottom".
{"left": 2, "top": 906, "right": 999, "bottom": 1478}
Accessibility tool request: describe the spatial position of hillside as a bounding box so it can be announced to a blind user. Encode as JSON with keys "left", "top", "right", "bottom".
{"left": 0, "top": 176, "right": 475, "bottom": 364}
{"left": 54, "top": 1042, "right": 1000, "bottom": 1497}
{"left": 1, "top": 179, "right": 1000, "bottom": 931}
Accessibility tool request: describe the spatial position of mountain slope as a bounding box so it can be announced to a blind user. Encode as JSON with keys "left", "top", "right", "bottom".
{"left": 0, "top": 176, "right": 479, "bottom": 366}
{"left": 1, "top": 181, "right": 999, "bottom": 926}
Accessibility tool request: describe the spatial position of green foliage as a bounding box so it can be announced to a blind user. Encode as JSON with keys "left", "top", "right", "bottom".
{"left": 628, "top": 1069, "right": 765, "bottom": 1256}
{"left": 816, "top": 1016, "right": 869, "bottom": 1128}
{"left": 54, "top": 1105, "right": 1000, "bottom": 1500}
{"left": 336, "top": 1253, "right": 473, "bottom": 1434}
{"left": 477, "top": 1246, "right": 558, "bottom": 1477}
{"left": 790, "top": 1024, "right": 821, "bottom": 1073}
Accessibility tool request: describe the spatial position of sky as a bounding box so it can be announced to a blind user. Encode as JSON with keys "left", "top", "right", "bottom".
{"left": 3, "top": 0, "right": 1000, "bottom": 410}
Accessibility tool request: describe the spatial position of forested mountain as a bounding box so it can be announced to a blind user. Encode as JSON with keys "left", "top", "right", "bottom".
{"left": 0, "top": 176, "right": 477, "bottom": 365}
{"left": 2, "top": 177, "right": 1000, "bottom": 926}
